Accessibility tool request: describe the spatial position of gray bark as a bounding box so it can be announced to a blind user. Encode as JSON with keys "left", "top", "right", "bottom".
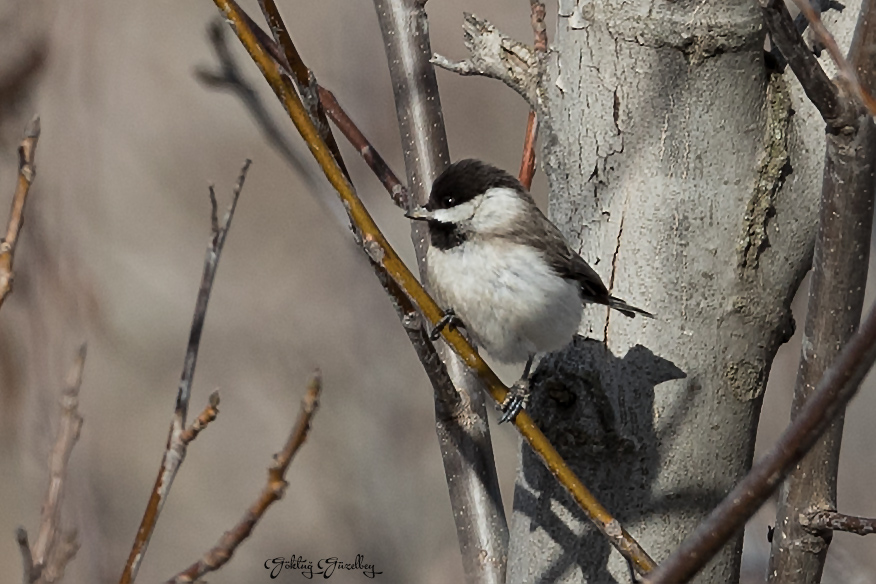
{"left": 502, "top": 2, "right": 821, "bottom": 582}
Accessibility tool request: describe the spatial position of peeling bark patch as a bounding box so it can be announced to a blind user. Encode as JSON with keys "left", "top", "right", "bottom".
{"left": 724, "top": 358, "right": 767, "bottom": 401}
{"left": 738, "top": 73, "right": 791, "bottom": 273}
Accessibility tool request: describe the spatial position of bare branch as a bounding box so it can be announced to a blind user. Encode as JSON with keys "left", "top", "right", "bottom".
{"left": 166, "top": 374, "right": 321, "bottom": 583}
{"left": 28, "top": 344, "right": 85, "bottom": 583}
{"left": 530, "top": 0, "right": 547, "bottom": 52}
{"left": 431, "top": 13, "right": 539, "bottom": 109}
{"left": 759, "top": 0, "right": 853, "bottom": 128}
{"left": 118, "top": 161, "right": 249, "bottom": 584}
{"left": 789, "top": 0, "right": 876, "bottom": 115}
{"left": 0, "top": 116, "right": 41, "bottom": 310}
{"left": 518, "top": 112, "right": 538, "bottom": 190}
{"left": 16, "top": 528, "right": 38, "bottom": 584}
{"left": 209, "top": 0, "right": 658, "bottom": 575}
{"left": 643, "top": 298, "right": 876, "bottom": 584}
{"left": 802, "top": 510, "right": 876, "bottom": 536}
{"left": 517, "top": 1, "right": 547, "bottom": 190}
{"left": 318, "top": 86, "right": 411, "bottom": 209}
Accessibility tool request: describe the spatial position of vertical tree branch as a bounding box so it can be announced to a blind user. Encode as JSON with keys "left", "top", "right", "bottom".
{"left": 768, "top": 2, "right": 876, "bottom": 581}
{"left": 118, "top": 162, "right": 248, "bottom": 584}
{"left": 372, "top": 2, "right": 509, "bottom": 582}
{"left": 0, "top": 116, "right": 40, "bottom": 311}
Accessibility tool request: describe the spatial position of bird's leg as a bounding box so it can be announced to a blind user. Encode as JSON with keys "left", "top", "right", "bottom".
{"left": 499, "top": 354, "right": 534, "bottom": 424}
{"left": 430, "top": 308, "right": 465, "bottom": 341}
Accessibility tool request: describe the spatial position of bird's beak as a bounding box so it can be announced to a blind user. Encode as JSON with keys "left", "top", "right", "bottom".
{"left": 405, "top": 206, "right": 434, "bottom": 221}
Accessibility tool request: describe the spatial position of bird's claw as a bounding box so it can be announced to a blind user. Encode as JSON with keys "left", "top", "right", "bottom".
{"left": 498, "top": 379, "right": 530, "bottom": 424}
{"left": 430, "top": 309, "right": 465, "bottom": 341}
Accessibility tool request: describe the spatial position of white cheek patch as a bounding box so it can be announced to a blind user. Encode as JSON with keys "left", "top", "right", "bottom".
{"left": 469, "top": 187, "right": 528, "bottom": 233}
{"left": 430, "top": 198, "right": 480, "bottom": 224}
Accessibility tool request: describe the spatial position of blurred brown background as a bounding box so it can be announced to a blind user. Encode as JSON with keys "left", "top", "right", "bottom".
{"left": 0, "top": 1, "right": 873, "bottom": 582}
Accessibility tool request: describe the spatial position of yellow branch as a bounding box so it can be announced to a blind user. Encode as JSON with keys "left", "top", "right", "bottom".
{"left": 210, "top": 0, "right": 656, "bottom": 574}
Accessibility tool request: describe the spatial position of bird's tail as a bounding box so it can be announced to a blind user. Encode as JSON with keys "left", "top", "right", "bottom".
{"left": 607, "top": 296, "right": 655, "bottom": 319}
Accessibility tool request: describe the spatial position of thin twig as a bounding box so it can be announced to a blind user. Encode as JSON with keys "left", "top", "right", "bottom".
{"left": 29, "top": 344, "right": 86, "bottom": 583}
{"left": 210, "top": 1, "right": 657, "bottom": 574}
{"left": 519, "top": 0, "right": 547, "bottom": 189}
{"left": 789, "top": 0, "right": 876, "bottom": 115}
{"left": 118, "top": 161, "right": 249, "bottom": 584}
{"left": 16, "top": 528, "right": 38, "bottom": 584}
{"left": 517, "top": 0, "right": 546, "bottom": 189}
{"left": 0, "top": 116, "right": 41, "bottom": 311}
{"left": 518, "top": 112, "right": 538, "bottom": 190}
{"left": 759, "top": 0, "right": 852, "bottom": 127}
{"left": 318, "top": 86, "right": 411, "bottom": 209}
{"left": 166, "top": 373, "right": 321, "bottom": 583}
{"left": 802, "top": 510, "right": 876, "bottom": 536}
{"left": 644, "top": 299, "right": 876, "bottom": 584}
{"left": 179, "top": 390, "right": 220, "bottom": 445}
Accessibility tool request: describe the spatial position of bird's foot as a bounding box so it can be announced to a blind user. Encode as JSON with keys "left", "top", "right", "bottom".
{"left": 498, "top": 378, "right": 530, "bottom": 424}
{"left": 430, "top": 309, "right": 465, "bottom": 341}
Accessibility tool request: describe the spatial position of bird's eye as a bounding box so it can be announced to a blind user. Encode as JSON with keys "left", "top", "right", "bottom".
{"left": 443, "top": 196, "right": 455, "bottom": 207}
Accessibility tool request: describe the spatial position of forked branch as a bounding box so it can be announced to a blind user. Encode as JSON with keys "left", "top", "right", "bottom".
{"left": 166, "top": 374, "right": 321, "bottom": 583}
{"left": 17, "top": 345, "right": 86, "bottom": 584}
{"left": 118, "top": 161, "right": 249, "bottom": 584}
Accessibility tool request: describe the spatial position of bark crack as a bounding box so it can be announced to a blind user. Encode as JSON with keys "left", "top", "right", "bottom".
{"left": 604, "top": 192, "right": 630, "bottom": 343}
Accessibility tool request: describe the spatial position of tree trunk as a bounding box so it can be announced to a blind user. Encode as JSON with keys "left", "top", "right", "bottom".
{"left": 507, "top": 2, "right": 822, "bottom": 582}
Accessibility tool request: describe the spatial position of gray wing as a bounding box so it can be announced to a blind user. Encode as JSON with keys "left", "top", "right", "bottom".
{"left": 499, "top": 203, "right": 611, "bottom": 302}
{"left": 504, "top": 206, "right": 653, "bottom": 318}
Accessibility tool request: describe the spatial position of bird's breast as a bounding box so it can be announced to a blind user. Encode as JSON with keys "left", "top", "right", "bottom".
{"left": 426, "top": 241, "right": 583, "bottom": 363}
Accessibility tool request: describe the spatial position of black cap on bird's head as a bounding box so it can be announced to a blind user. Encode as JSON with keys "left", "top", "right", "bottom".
{"left": 405, "top": 159, "right": 524, "bottom": 221}
{"left": 427, "top": 159, "right": 522, "bottom": 210}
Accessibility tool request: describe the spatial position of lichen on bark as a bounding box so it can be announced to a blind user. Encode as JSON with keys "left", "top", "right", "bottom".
{"left": 739, "top": 72, "right": 792, "bottom": 272}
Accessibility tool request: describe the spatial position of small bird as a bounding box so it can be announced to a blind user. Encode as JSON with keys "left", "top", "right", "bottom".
{"left": 406, "top": 159, "right": 652, "bottom": 422}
